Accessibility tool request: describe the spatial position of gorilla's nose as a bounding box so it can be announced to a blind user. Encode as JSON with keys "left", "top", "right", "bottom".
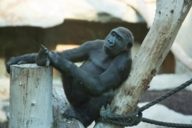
{"left": 108, "top": 39, "right": 115, "bottom": 47}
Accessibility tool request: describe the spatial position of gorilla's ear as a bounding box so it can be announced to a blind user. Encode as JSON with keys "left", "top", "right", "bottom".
{"left": 127, "top": 43, "right": 133, "bottom": 48}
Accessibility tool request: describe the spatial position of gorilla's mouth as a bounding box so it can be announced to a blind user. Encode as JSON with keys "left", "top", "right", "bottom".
{"left": 104, "top": 46, "right": 114, "bottom": 57}
{"left": 104, "top": 46, "right": 109, "bottom": 53}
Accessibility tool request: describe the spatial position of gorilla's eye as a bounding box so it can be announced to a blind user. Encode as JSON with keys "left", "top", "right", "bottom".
{"left": 111, "top": 31, "right": 116, "bottom": 36}
{"left": 111, "top": 31, "right": 122, "bottom": 41}
{"left": 116, "top": 35, "right": 122, "bottom": 41}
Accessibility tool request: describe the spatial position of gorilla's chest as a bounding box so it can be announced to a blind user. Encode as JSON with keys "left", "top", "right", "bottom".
{"left": 88, "top": 50, "right": 112, "bottom": 72}
{"left": 78, "top": 50, "right": 112, "bottom": 75}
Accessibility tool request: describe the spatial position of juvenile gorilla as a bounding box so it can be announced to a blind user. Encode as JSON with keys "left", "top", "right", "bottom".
{"left": 6, "top": 27, "right": 134, "bottom": 127}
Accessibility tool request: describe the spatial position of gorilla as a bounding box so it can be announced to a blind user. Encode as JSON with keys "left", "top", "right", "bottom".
{"left": 6, "top": 27, "right": 134, "bottom": 127}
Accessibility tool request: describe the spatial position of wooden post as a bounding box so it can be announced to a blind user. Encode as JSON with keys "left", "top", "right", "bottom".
{"left": 94, "top": 0, "right": 192, "bottom": 128}
{"left": 9, "top": 64, "right": 53, "bottom": 128}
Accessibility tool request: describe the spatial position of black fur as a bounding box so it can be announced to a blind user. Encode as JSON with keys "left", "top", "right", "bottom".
{"left": 6, "top": 27, "right": 134, "bottom": 127}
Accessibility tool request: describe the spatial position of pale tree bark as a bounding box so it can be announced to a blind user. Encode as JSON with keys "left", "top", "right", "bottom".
{"left": 9, "top": 64, "right": 53, "bottom": 128}
{"left": 52, "top": 87, "right": 85, "bottom": 128}
{"left": 94, "top": 0, "right": 192, "bottom": 128}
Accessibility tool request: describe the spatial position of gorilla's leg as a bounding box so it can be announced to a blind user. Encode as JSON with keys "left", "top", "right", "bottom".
{"left": 73, "top": 94, "right": 114, "bottom": 127}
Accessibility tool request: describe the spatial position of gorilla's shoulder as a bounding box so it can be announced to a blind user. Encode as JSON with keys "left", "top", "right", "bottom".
{"left": 85, "top": 39, "right": 104, "bottom": 48}
{"left": 92, "top": 39, "right": 105, "bottom": 44}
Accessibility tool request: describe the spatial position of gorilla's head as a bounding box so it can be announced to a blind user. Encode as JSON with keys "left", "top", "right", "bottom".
{"left": 104, "top": 27, "right": 134, "bottom": 56}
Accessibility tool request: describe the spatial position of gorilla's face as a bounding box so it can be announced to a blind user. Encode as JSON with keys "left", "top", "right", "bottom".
{"left": 104, "top": 27, "right": 133, "bottom": 57}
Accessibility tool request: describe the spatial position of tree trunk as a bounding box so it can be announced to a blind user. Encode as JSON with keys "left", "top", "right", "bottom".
{"left": 9, "top": 64, "right": 53, "bottom": 128}
{"left": 94, "top": 0, "right": 192, "bottom": 128}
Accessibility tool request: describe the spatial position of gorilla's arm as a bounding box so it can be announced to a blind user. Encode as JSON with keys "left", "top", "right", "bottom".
{"left": 6, "top": 41, "right": 95, "bottom": 73}
{"left": 49, "top": 51, "right": 131, "bottom": 96}
{"left": 6, "top": 53, "right": 37, "bottom": 73}
{"left": 57, "top": 41, "right": 96, "bottom": 62}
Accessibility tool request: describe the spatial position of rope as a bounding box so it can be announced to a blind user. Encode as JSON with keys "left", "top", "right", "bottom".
{"left": 100, "top": 107, "right": 142, "bottom": 126}
{"left": 100, "top": 78, "right": 192, "bottom": 127}
{"left": 139, "top": 78, "right": 192, "bottom": 112}
{"left": 142, "top": 117, "right": 192, "bottom": 128}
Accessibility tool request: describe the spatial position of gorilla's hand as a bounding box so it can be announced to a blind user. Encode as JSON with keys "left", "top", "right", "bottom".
{"left": 36, "top": 45, "right": 50, "bottom": 66}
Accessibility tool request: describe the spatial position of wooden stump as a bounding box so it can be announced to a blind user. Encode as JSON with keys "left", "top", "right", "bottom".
{"left": 9, "top": 64, "right": 53, "bottom": 128}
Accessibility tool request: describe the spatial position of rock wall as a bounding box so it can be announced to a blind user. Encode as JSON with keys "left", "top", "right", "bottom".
{"left": 0, "top": 19, "right": 148, "bottom": 59}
